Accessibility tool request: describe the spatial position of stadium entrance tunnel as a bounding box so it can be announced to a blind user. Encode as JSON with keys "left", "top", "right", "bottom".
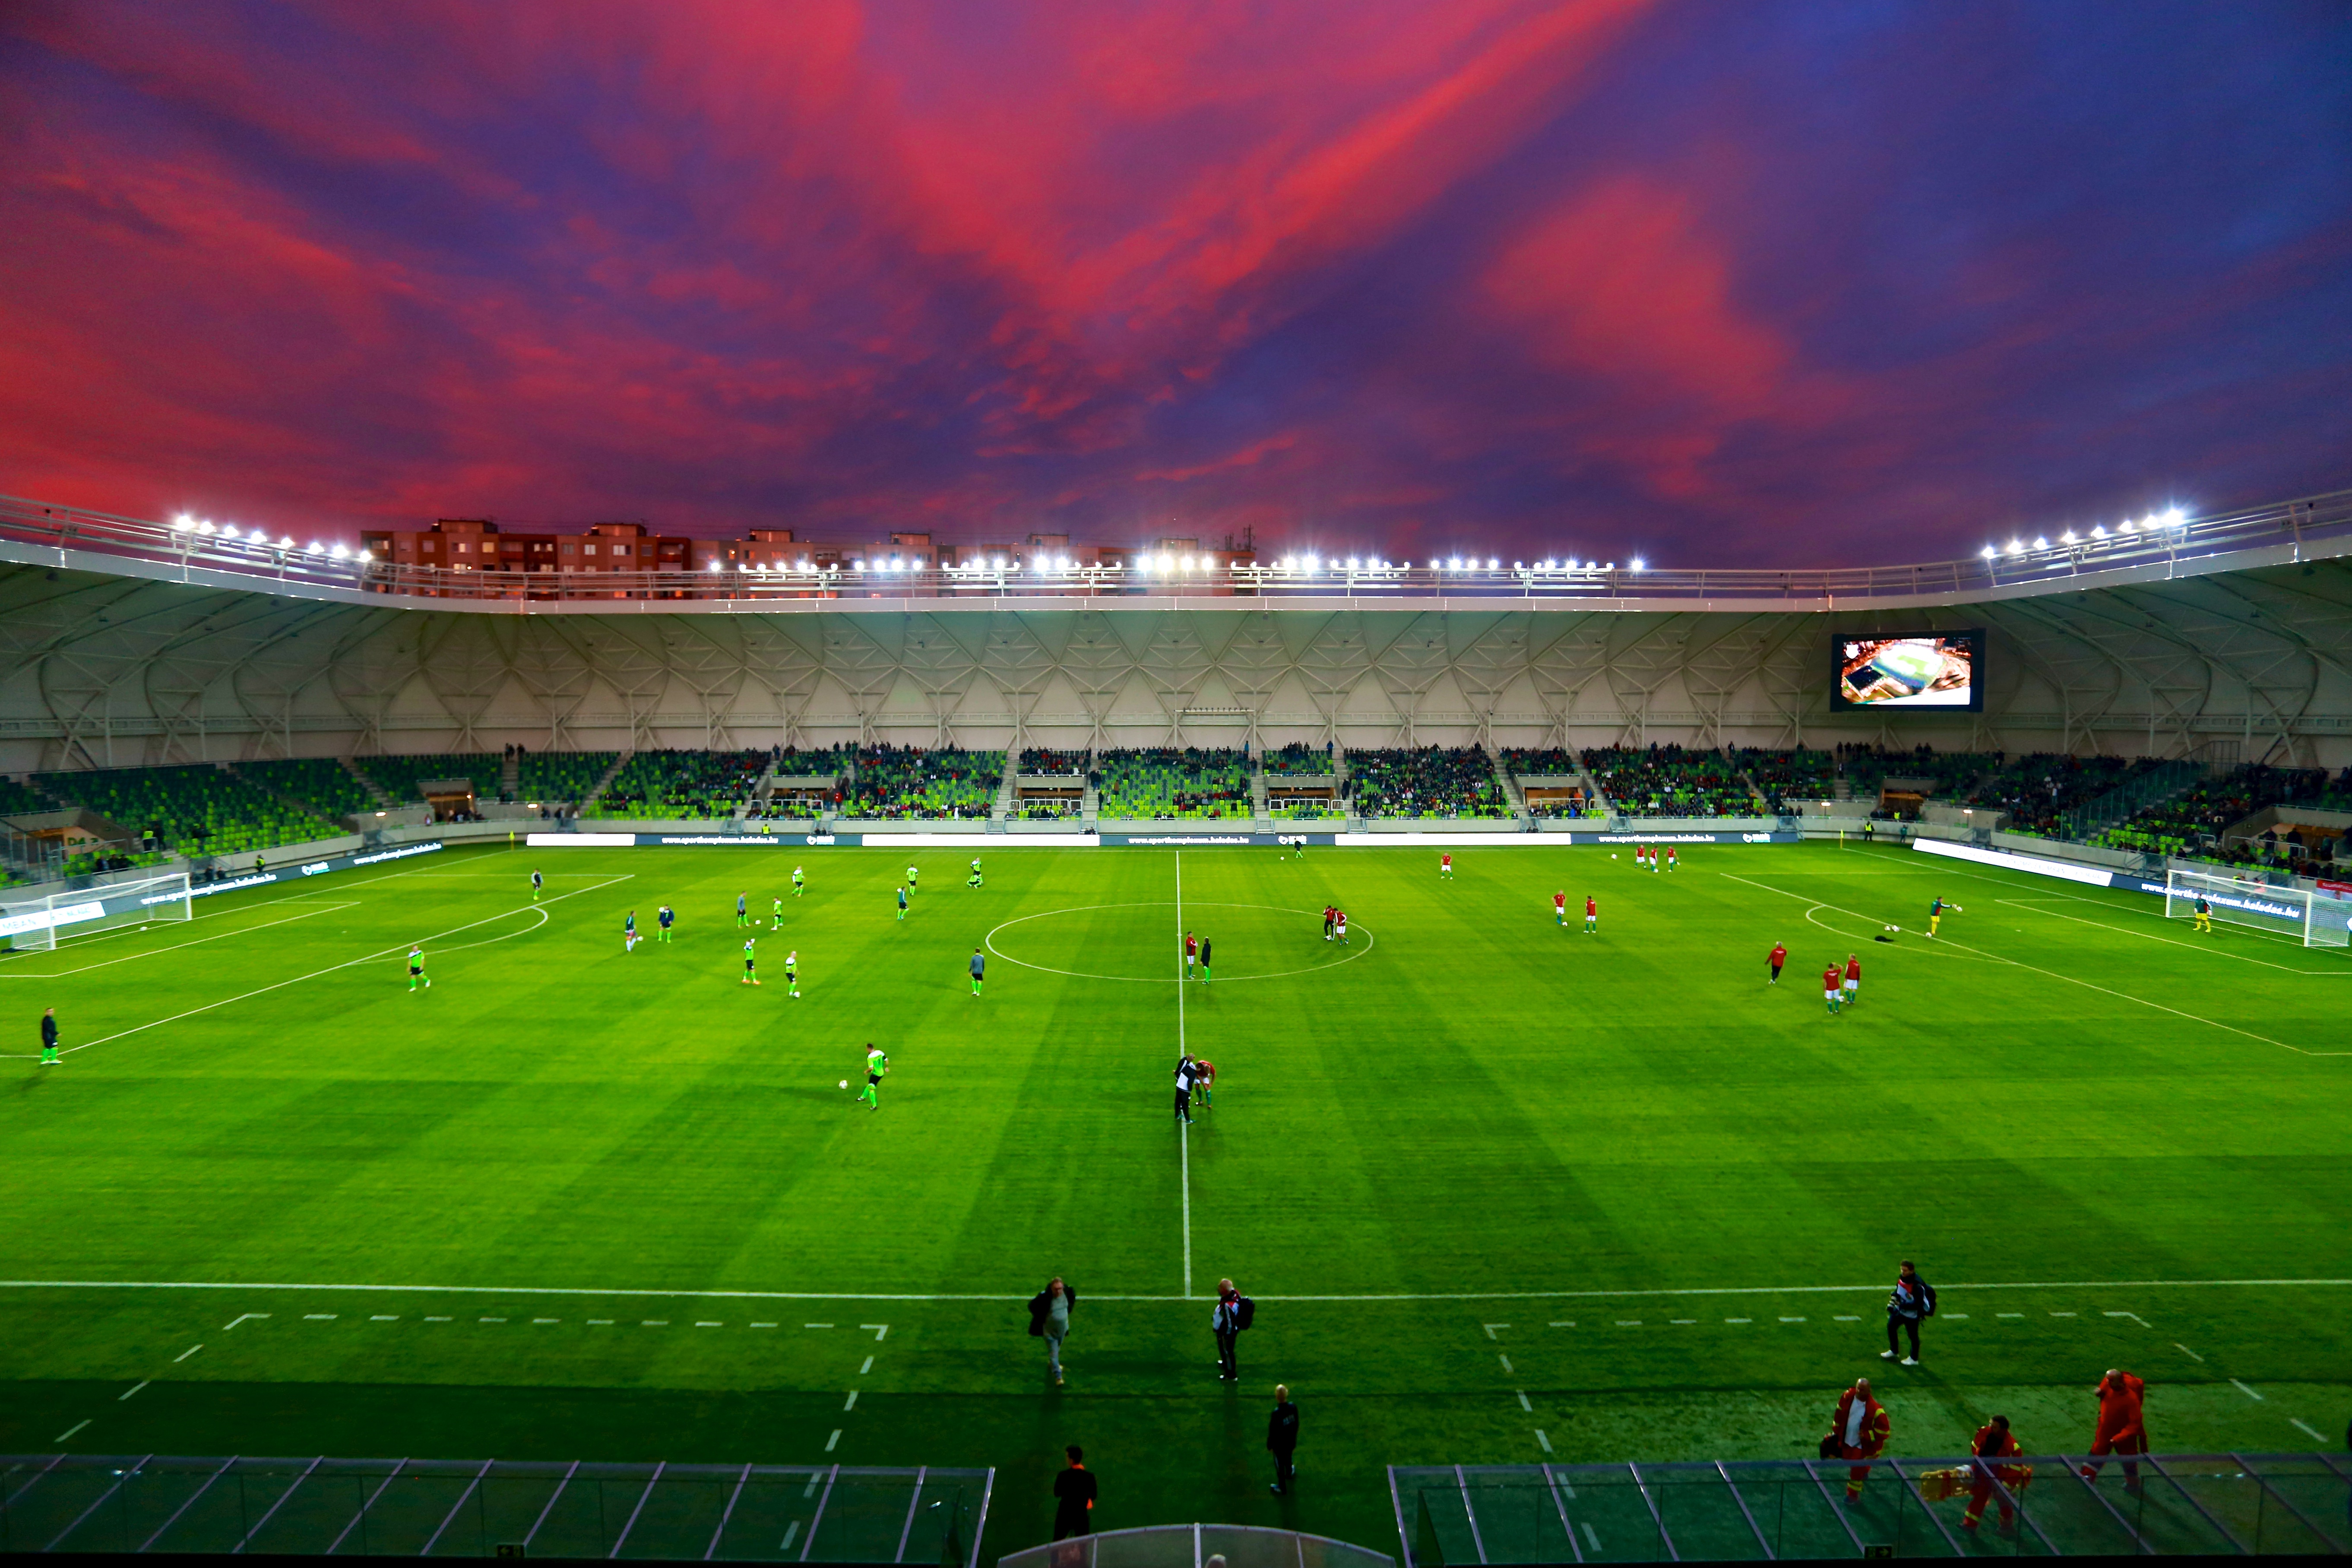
{"left": 984, "top": 901, "right": 1373, "bottom": 983}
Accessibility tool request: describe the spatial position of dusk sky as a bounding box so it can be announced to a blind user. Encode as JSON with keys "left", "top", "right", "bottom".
{"left": 3, "top": 0, "right": 2348, "bottom": 567}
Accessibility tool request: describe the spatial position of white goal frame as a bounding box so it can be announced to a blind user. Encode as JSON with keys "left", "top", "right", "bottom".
{"left": 2164, "top": 867, "right": 2351, "bottom": 949}
{"left": 0, "top": 870, "right": 193, "bottom": 953}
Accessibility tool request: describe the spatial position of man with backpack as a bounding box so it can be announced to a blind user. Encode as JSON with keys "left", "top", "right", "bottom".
{"left": 1882, "top": 1258, "right": 1936, "bottom": 1366}
{"left": 1213, "top": 1278, "right": 1252, "bottom": 1382}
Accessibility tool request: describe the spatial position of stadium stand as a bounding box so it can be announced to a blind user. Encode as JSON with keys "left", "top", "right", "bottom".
{"left": 1834, "top": 743, "right": 1996, "bottom": 806}
{"left": 847, "top": 745, "right": 1003, "bottom": 819}
{"left": 1263, "top": 742, "right": 1336, "bottom": 775}
{"left": 1344, "top": 746, "right": 1508, "bottom": 818}
{"left": 0, "top": 776, "right": 58, "bottom": 815}
{"left": 2097, "top": 764, "right": 2352, "bottom": 866}
{"left": 593, "top": 749, "right": 770, "bottom": 819}
{"left": 1499, "top": 746, "right": 1579, "bottom": 776}
{"left": 1966, "top": 753, "right": 2168, "bottom": 836}
{"left": 232, "top": 757, "right": 377, "bottom": 819}
{"left": 1019, "top": 747, "right": 1087, "bottom": 775}
{"left": 1726, "top": 747, "right": 1833, "bottom": 810}
{"left": 1586, "top": 744, "right": 1752, "bottom": 816}
{"left": 35, "top": 763, "right": 341, "bottom": 856}
{"left": 1021, "top": 799, "right": 1083, "bottom": 819}
{"left": 358, "top": 752, "right": 505, "bottom": 806}
{"left": 516, "top": 749, "right": 617, "bottom": 805}
{"left": 1095, "top": 747, "right": 1251, "bottom": 819}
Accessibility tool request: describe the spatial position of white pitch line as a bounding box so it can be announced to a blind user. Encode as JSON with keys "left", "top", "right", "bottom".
{"left": 1719, "top": 873, "right": 2351, "bottom": 1057}
{"left": 27, "top": 875, "right": 630, "bottom": 1061}
{"left": 0, "top": 902, "right": 361, "bottom": 979}
{"left": 1176, "top": 850, "right": 1192, "bottom": 1300}
{"left": 1994, "top": 898, "right": 2346, "bottom": 974}
{"left": 4, "top": 1276, "right": 2348, "bottom": 1303}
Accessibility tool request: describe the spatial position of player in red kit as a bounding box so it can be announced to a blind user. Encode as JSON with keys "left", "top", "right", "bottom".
{"left": 1843, "top": 953, "right": 1861, "bottom": 1006}
{"left": 1321, "top": 905, "right": 1334, "bottom": 941}
{"left": 1768, "top": 942, "right": 1787, "bottom": 985}
{"left": 2081, "top": 1370, "right": 2147, "bottom": 1489}
{"left": 1823, "top": 964, "right": 1842, "bottom": 1015}
{"left": 1583, "top": 895, "right": 1597, "bottom": 933}
{"left": 1554, "top": 890, "right": 1567, "bottom": 926}
{"left": 1440, "top": 852, "right": 1453, "bottom": 879}
{"left": 1665, "top": 845, "right": 1678, "bottom": 871}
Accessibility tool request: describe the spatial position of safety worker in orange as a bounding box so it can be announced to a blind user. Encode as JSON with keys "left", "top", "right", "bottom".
{"left": 1960, "top": 1414, "right": 2026, "bottom": 1534}
{"left": 2080, "top": 1369, "right": 2148, "bottom": 1490}
{"left": 1830, "top": 1377, "right": 1890, "bottom": 1500}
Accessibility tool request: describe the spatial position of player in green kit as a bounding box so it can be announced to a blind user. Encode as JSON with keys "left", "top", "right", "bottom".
{"left": 736, "top": 891, "right": 749, "bottom": 929}
{"left": 408, "top": 946, "right": 430, "bottom": 991}
{"left": 858, "top": 1043, "right": 888, "bottom": 1109}
{"left": 968, "top": 857, "right": 982, "bottom": 889}
{"left": 741, "top": 937, "right": 760, "bottom": 985}
{"left": 624, "top": 910, "right": 639, "bottom": 952}
{"left": 657, "top": 904, "right": 674, "bottom": 942}
{"left": 906, "top": 864, "right": 919, "bottom": 893}
{"left": 897, "top": 885, "right": 908, "bottom": 921}
{"left": 793, "top": 865, "right": 805, "bottom": 897}
{"left": 531, "top": 868, "right": 543, "bottom": 902}
{"left": 772, "top": 895, "right": 784, "bottom": 929}
{"left": 785, "top": 950, "right": 800, "bottom": 998}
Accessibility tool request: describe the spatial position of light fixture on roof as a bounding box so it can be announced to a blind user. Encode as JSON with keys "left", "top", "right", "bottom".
{"left": 2164, "top": 506, "right": 2187, "bottom": 526}
{"left": 2006, "top": 540, "right": 2025, "bottom": 554}
{"left": 1347, "top": 556, "right": 1360, "bottom": 569}
{"left": 1630, "top": 558, "right": 1645, "bottom": 572}
{"left": 357, "top": 550, "right": 372, "bottom": 562}
{"left": 172, "top": 515, "right": 194, "bottom": 531}
{"left": 1487, "top": 557, "right": 1499, "bottom": 570}
{"left": 2032, "top": 536, "right": 2048, "bottom": 549}
{"left": 1981, "top": 545, "right": 1998, "bottom": 559}
{"left": 994, "top": 556, "right": 1007, "bottom": 570}
{"left": 2090, "top": 526, "right": 2107, "bottom": 539}
{"left": 2118, "top": 520, "right": 2137, "bottom": 534}
{"left": 330, "top": 544, "right": 348, "bottom": 559}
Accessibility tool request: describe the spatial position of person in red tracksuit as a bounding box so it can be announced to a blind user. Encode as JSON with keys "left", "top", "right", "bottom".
{"left": 1830, "top": 1378, "right": 1890, "bottom": 1499}
{"left": 1962, "top": 1415, "right": 2025, "bottom": 1534}
{"left": 2081, "top": 1370, "right": 2147, "bottom": 1489}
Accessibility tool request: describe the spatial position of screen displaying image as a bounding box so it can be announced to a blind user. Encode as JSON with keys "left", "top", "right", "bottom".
{"left": 1833, "top": 630, "right": 1983, "bottom": 711}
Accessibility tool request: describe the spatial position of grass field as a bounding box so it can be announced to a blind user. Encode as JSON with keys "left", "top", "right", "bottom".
{"left": 3, "top": 838, "right": 2348, "bottom": 1558}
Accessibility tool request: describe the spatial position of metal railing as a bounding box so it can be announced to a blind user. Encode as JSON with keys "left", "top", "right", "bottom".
{"left": 0, "top": 1454, "right": 991, "bottom": 1562}
{"left": 6, "top": 487, "right": 2351, "bottom": 609}
{"left": 1393, "top": 1453, "right": 2350, "bottom": 1563}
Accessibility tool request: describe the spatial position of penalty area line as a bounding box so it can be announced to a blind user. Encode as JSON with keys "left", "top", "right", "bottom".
{"left": 19, "top": 875, "right": 630, "bottom": 1061}
{"left": 1719, "top": 873, "right": 2351, "bottom": 1057}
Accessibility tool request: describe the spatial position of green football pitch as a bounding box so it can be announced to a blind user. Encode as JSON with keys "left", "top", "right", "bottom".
{"left": 3, "top": 839, "right": 2347, "bottom": 1558}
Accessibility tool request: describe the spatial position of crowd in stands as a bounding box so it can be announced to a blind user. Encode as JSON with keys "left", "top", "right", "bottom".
{"left": 1095, "top": 748, "right": 1250, "bottom": 819}
{"left": 592, "top": 749, "right": 769, "bottom": 819}
{"left": 846, "top": 746, "right": 1003, "bottom": 819}
{"left": 1263, "top": 742, "right": 1335, "bottom": 776}
{"left": 1835, "top": 743, "right": 1996, "bottom": 809}
{"left": 1526, "top": 796, "right": 1602, "bottom": 819}
{"left": 2096, "top": 765, "right": 2352, "bottom": 868}
{"left": 1586, "top": 744, "right": 1754, "bottom": 816}
{"left": 358, "top": 752, "right": 505, "bottom": 806}
{"left": 1727, "top": 747, "right": 1834, "bottom": 811}
{"left": 1019, "top": 747, "right": 1087, "bottom": 775}
{"left": 516, "top": 749, "right": 616, "bottom": 805}
{"left": 1500, "top": 747, "right": 1580, "bottom": 776}
{"left": 1020, "top": 799, "right": 1083, "bottom": 820}
{"left": 36, "top": 763, "right": 341, "bottom": 858}
{"left": 1969, "top": 753, "right": 2167, "bottom": 836}
{"left": 1345, "top": 746, "right": 1507, "bottom": 818}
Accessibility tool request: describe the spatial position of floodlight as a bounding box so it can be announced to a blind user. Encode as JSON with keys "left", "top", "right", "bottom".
{"left": 1181, "top": 555, "right": 1194, "bottom": 571}
{"left": 307, "top": 541, "right": 322, "bottom": 553}
{"left": 2119, "top": 521, "right": 2137, "bottom": 534}
{"left": 357, "top": 550, "right": 372, "bottom": 562}
{"left": 1487, "top": 558, "right": 1499, "bottom": 569}
{"left": 1347, "top": 556, "right": 1360, "bottom": 569}
{"left": 2006, "top": 540, "right": 2025, "bottom": 554}
{"left": 2164, "top": 507, "right": 2186, "bottom": 526}
{"left": 994, "top": 556, "right": 1007, "bottom": 569}
{"left": 2090, "top": 527, "right": 2106, "bottom": 539}
{"left": 1981, "top": 546, "right": 1997, "bottom": 559}
{"left": 172, "top": 515, "right": 193, "bottom": 531}
{"left": 2060, "top": 530, "right": 2077, "bottom": 544}
{"left": 330, "top": 544, "right": 348, "bottom": 559}
{"left": 2032, "top": 536, "right": 2048, "bottom": 549}
{"left": 1630, "top": 558, "right": 1645, "bottom": 572}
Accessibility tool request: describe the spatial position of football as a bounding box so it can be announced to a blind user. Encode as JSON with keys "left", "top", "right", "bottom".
{"left": 1610, "top": 853, "right": 1617, "bottom": 859}
{"left": 1885, "top": 924, "right": 1899, "bottom": 933}
{"left": 839, "top": 1079, "right": 848, "bottom": 1089}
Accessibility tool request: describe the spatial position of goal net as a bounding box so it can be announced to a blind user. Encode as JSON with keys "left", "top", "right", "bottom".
{"left": 2165, "top": 867, "right": 2351, "bottom": 948}
{"left": 0, "top": 870, "right": 193, "bottom": 953}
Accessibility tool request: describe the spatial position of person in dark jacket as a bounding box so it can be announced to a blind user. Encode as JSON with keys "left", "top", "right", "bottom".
{"left": 1028, "top": 1277, "right": 1075, "bottom": 1385}
{"left": 40, "top": 1006, "right": 61, "bottom": 1066}
{"left": 1051, "top": 1445, "right": 1095, "bottom": 1540}
{"left": 1267, "top": 1385, "right": 1300, "bottom": 1494}
{"left": 1881, "top": 1259, "right": 1936, "bottom": 1365}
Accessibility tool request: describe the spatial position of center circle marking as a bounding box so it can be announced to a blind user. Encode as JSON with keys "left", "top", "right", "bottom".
{"left": 983, "top": 901, "right": 1374, "bottom": 983}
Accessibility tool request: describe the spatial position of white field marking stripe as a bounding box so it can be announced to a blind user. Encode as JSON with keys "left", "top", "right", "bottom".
{"left": 1895, "top": 859, "right": 2331, "bottom": 955}
{"left": 1175, "top": 850, "right": 1191, "bottom": 1300}
{"left": 3, "top": 1276, "right": 2349, "bottom": 1303}
{"left": 1721, "top": 873, "right": 2352, "bottom": 1057}
{"left": 0, "top": 903, "right": 361, "bottom": 979}
{"left": 1996, "top": 898, "right": 2345, "bottom": 973}
{"left": 40, "top": 876, "right": 629, "bottom": 1059}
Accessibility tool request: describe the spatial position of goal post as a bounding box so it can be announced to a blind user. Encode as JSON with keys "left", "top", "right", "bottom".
{"left": 0, "top": 870, "right": 192, "bottom": 953}
{"left": 2164, "top": 867, "right": 2351, "bottom": 949}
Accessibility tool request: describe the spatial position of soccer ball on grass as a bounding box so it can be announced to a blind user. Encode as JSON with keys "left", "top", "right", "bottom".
{"left": 839, "top": 1079, "right": 848, "bottom": 1089}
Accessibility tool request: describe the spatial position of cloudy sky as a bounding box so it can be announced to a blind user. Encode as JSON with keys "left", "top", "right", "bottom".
{"left": 3, "top": 0, "right": 2347, "bottom": 566}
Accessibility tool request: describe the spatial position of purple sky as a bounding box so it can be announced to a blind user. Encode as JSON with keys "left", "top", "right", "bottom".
{"left": 3, "top": 0, "right": 2348, "bottom": 567}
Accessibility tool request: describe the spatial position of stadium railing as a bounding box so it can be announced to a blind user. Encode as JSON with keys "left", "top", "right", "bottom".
{"left": 1392, "top": 1454, "right": 2349, "bottom": 1564}
{"left": 1000, "top": 1523, "right": 1394, "bottom": 1568}
{"left": 10, "top": 486, "right": 2352, "bottom": 606}
{"left": 0, "top": 1454, "right": 992, "bottom": 1564}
